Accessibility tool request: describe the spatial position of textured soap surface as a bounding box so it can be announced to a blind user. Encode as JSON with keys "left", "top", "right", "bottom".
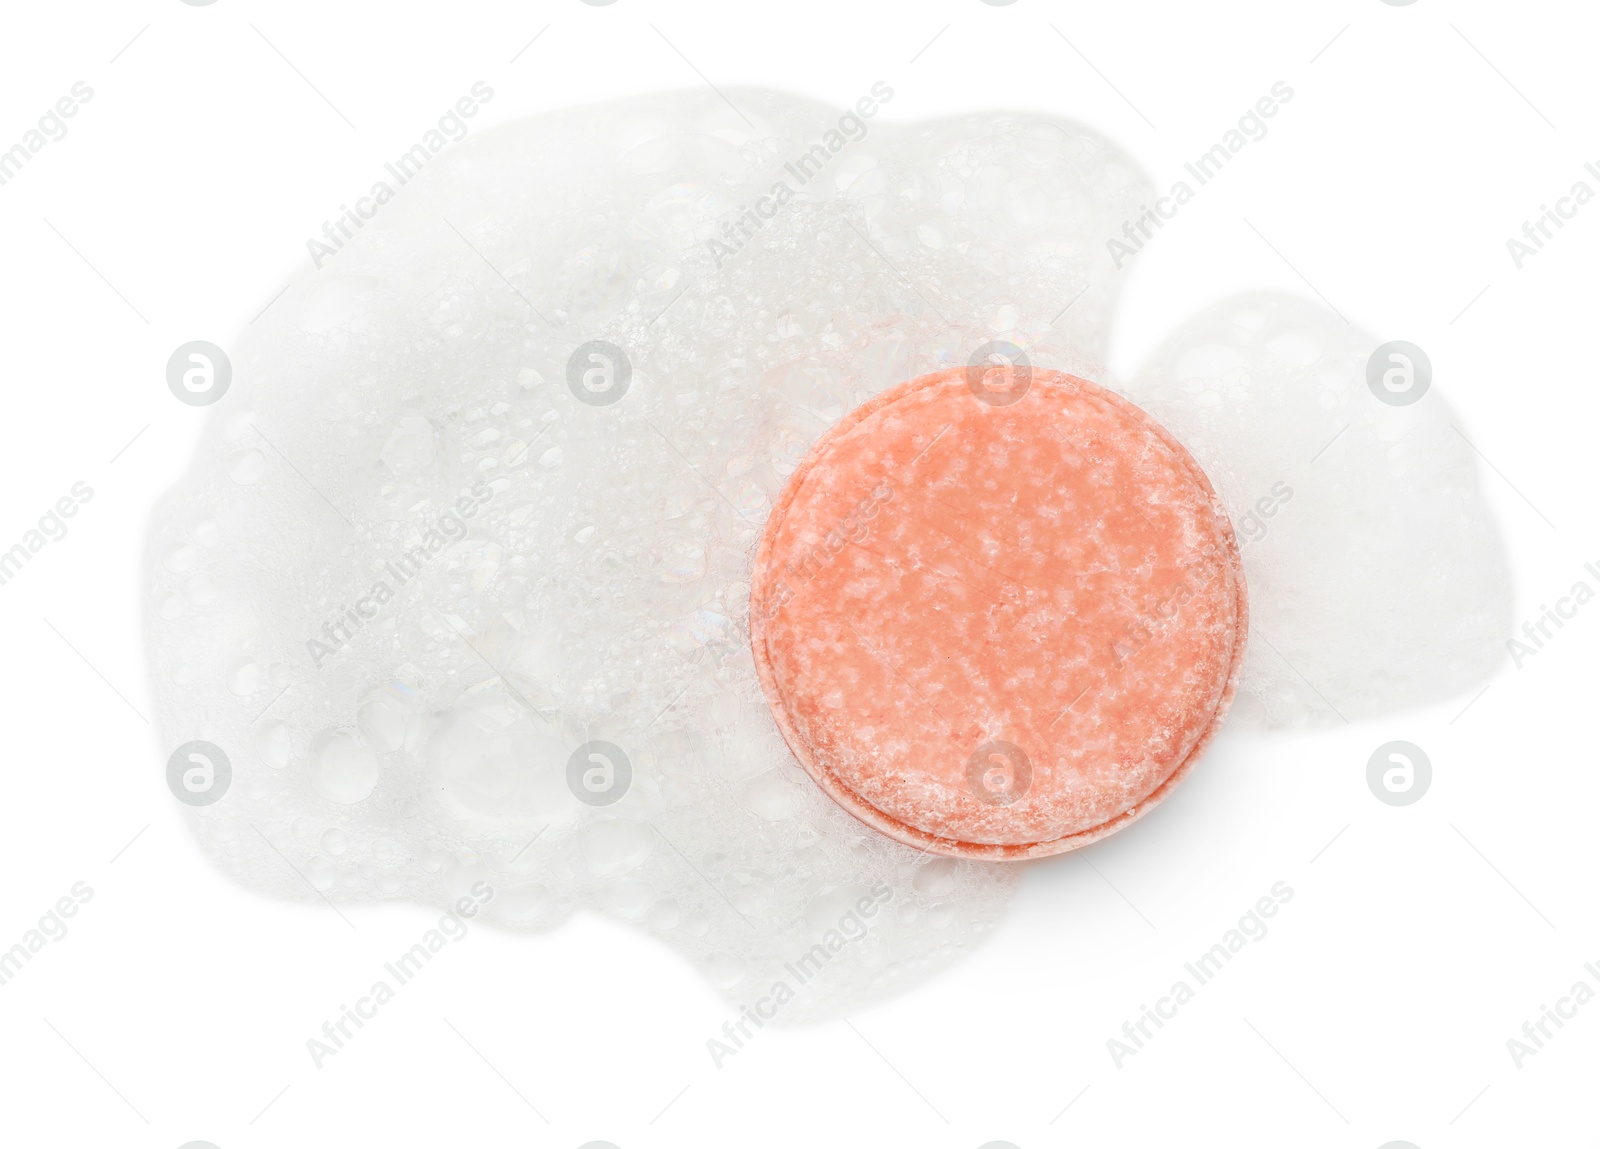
{"left": 751, "top": 367, "right": 1245, "bottom": 857}
{"left": 143, "top": 89, "right": 1510, "bottom": 1017}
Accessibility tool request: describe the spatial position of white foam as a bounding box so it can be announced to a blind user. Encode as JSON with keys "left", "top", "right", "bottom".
{"left": 1120, "top": 294, "right": 1512, "bottom": 727}
{"left": 144, "top": 89, "right": 1508, "bottom": 1017}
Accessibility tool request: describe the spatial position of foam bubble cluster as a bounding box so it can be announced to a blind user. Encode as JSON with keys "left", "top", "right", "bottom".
{"left": 1121, "top": 294, "right": 1512, "bottom": 727}
{"left": 144, "top": 89, "right": 1507, "bottom": 1014}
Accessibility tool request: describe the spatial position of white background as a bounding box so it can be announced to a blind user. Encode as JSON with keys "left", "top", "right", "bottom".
{"left": 0, "top": 1, "right": 1596, "bottom": 1146}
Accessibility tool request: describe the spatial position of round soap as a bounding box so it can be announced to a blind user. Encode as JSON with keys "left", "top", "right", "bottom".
{"left": 749, "top": 366, "right": 1247, "bottom": 860}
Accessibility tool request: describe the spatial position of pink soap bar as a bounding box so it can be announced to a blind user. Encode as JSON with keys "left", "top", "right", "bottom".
{"left": 749, "top": 367, "right": 1247, "bottom": 860}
